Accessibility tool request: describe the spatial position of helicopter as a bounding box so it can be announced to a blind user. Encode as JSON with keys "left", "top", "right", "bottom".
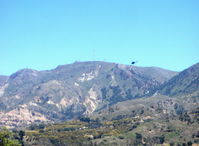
{"left": 131, "top": 61, "right": 138, "bottom": 65}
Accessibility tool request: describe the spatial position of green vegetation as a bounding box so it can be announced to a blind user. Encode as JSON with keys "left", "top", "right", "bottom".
{"left": 0, "top": 128, "right": 21, "bottom": 146}
{"left": 0, "top": 93, "right": 199, "bottom": 146}
{"left": 21, "top": 112, "right": 199, "bottom": 146}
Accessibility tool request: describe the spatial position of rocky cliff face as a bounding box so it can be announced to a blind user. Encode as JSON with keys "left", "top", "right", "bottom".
{"left": 0, "top": 61, "right": 177, "bottom": 128}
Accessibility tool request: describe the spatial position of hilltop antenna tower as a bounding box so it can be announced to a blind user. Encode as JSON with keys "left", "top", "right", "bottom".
{"left": 92, "top": 49, "right": 96, "bottom": 69}
{"left": 92, "top": 49, "right": 95, "bottom": 62}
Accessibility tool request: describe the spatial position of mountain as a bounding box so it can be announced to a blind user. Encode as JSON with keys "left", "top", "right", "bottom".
{"left": 0, "top": 62, "right": 199, "bottom": 145}
{"left": 84, "top": 62, "right": 199, "bottom": 145}
{"left": 160, "top": 62, "right": 199, "bottom": 96}
{"left": 0, "top": 75, "right": 8, "bottom": 86}
{"left": 0, "top": 61, "right": 177, "bottom": 128}
{"left": 90, "top": 62, "right": 199, "bottom": 124}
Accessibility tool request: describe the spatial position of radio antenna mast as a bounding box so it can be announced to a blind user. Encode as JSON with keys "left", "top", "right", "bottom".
{"left": 92, "top": 49, "right": 96, "bottom": 68}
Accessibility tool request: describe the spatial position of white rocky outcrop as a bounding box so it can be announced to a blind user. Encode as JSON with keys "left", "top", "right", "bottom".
{"left": 78, "top": 65, "right": 101, "bottom": 82}
{"left": 0, "top": 83, "right": 8, "bottom": 97}
{"left": 84, "top": 88, "right": 99, "bottom": 114}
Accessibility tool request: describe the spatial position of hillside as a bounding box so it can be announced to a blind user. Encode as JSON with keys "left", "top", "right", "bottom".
{"left": 0, "top": 61, "right": 177, "bottom": 128}
{"left": 160, "top": 62, "right": 199, "bottom": 96}
{"left": 1, "top": 91, "right": 198, "bottom": 146}
{"left": 0, "top": 75, "right": 8, "bottom": 86}
{"left": 0, "top": 62, "right": 198, "bottom": 145}
{"left": 21, "top": 95, "right": 199, "bottom": 146}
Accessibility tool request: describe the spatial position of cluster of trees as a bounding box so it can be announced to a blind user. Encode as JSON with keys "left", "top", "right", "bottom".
{"left": 0, "top": 128, "right": 24, "bottom": 146}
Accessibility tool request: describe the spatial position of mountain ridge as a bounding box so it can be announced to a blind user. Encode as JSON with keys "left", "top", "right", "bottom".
{"left": 159, "top": 62, "right": 199, "bottom": 96}
{"left": 0, "top": 61, "right": 199, "bottom": 145}
{"left": 0, "top": 61, "right": 178, "bottom": 128}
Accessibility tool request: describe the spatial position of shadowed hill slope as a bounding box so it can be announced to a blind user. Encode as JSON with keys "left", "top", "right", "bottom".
{"left": 160, "top": 62, "right": 199, "bottom": 96}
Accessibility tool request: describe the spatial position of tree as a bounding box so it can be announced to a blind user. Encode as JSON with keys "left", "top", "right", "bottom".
{"left": 0, "top": 128, "right": 21, "bottom": 146}
{"left": 79, "top": 117, "right": 91, "bottom": 123}
{"left": 18, "top": 130, "right": 25, "bottom": 146}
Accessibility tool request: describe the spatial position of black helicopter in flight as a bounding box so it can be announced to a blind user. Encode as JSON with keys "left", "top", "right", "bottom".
{"left": 131, "top": 61, "right": 138, "bottom": 65}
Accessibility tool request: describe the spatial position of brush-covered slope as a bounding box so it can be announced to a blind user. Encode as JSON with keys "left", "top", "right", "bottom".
{"left": 87, "top": 93, "right": 199, "bottom": 146}
{"left": 0, "top": 61, "right": 177, "bottom": 127}
{"left": 160, "top": 62, "right": 199, "bottom": 96}
{"left": 18, "top": 92, "right": 199, "bottom": 146}
{"left": 0, "top": 75, "right": 8, "bottom": 86}
{"left": 85, "top": 62, "right": 199, "bottom": 145}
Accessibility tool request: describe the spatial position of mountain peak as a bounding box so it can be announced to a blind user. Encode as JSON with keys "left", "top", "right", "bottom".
{"left": 9, "top": 69, "right": 39, "bottom": 80}
{"left": 0, "top": 61, "right": 183, "bottom": 127}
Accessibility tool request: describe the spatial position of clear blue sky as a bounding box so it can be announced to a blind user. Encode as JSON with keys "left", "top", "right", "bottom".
{"left": 0, "top": 0, "right": 199, "bottom": 75}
